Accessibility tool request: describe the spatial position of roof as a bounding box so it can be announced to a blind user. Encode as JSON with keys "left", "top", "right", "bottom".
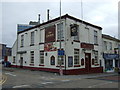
{"left": 102, "top": 34, "right": 120, "bottom": 42}
{"left": 18, "top": 14, "right": 102, "bottom": 34}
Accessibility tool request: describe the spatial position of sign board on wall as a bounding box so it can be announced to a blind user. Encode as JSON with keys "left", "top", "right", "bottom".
{"left": 44, "top": 43, "right": 57, "bottom": 52}
{"left": 58, "top": 49, "right": 65, "bottom": 56}
{"left": 81, "top": 43, "right": 94, "bottom": 49}
{"left": 70, "top": 24, "right": 78, "bottom": 36}
{"left": 103, "top": 53, "right": 119, "bottom": 60}
{"left": 45, "top": 25, "right": 56, "bottom": 43}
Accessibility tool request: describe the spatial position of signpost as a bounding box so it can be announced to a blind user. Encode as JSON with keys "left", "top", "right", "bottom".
{"left": 59, "top": 0, "right": 63, "bottom": 76}
{"left": 58, "top": 49, "right": 64, "bottom": 75}
{"left": 58, "top": 49, "right": 65, "bottom": 56}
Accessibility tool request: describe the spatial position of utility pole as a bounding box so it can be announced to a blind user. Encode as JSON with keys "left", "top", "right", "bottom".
{"left": 59, "top": 0, "right": 63, "bottom": 76}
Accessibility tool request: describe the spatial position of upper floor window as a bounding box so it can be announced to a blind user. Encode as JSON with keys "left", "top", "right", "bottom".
{"left": 21, "top": 35, "right": 24, "bottom": 47}
{"left": 94, "top": 30, "right": 98, "bottom": 44}
{"left": 103, "top": 41, "right": 107, "bottom": 50}
{"left": 31, "top": 32, "right": 34, "bottom": 45}
{"left": 109, "top": 42, "right": 112, "bottom": 50}
{"left": 74, "top": 49, "right": 79, "bottom": 65}
{"left": 57, "top": 23, "right": 64, "bottom": 40}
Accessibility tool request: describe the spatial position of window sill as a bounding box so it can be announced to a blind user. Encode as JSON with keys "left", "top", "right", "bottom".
{"left": 57, "top": 40, "right": 64, "bottom": 42}
{"left": 74, "top": 65, "right": 81, "bottom": 67}
{"left": 20, "top": 46, "right": 24, "bottom": 48}
{"left": 94, "top": 44, "right": 98, "bottom": 46}
{"left": 30, "top": 44, "right": 34, "bottom": 46}
{"left": 81, "top": 64, "right": 84, "bottom": 66}
{"left": 39, "top": 64, "right": 44, "bottom": 66}
{"left": 39, "top": 43, "right": 44, "bottom": 45}
{"left": 30, "top": 64, "right": 34, "bottom": 66}
{"left": 73, "top": 40, "right": 80, "bottom": 43}
{"left": 94, "top": 64, "right": 99, "bottom": 66}
{"left": 56, "top": 65, "right": 65, "bottom": 68}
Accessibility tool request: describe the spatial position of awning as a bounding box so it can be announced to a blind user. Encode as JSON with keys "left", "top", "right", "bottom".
{"left": 103, "top": 53, "right": 119, "bottom": 60}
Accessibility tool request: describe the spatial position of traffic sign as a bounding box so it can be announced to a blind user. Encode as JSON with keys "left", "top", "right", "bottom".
{"left": 58, "top": 50, "right": 65, "bottom": 56}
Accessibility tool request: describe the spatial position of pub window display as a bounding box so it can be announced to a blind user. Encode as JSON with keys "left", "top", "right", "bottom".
{"left": 50, "top": 56, "right": 55, "bottom": 65}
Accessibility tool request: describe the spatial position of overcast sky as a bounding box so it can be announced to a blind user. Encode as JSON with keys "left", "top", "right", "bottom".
{"left": 1, "top": 0, "right": 119, "bottom": 47}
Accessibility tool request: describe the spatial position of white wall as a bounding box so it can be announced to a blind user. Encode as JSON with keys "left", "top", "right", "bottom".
{"left": 10, "top": 16, "right": 103, "bottom": 70}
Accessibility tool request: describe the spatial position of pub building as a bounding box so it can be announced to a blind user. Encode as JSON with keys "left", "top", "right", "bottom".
{"left": 9, "top": 14, "right": 103, "bottom": 75}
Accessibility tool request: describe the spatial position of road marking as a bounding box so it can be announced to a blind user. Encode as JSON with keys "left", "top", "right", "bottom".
{"left": 49, "top": 78, "right": 54, "bottom": 79}
{"left": 61, "top": 79, "right": 70, "bottom": 82}
{"left": 13, "top": 85, "right": 29, "bottom": 88}
{"left": 41, "top": 77, "right": 45, "bottom": 79}
{"left": 0, "top": 75, "right": 7, "bottom": 85}
{"left": 41, "top": 82, "right": 53, "bottom": 85}
{"left": 5, "top": 73, "right": 16, "bottom": 77}
{"left": 88, "top": 82, "right": 113, "bottom": 88}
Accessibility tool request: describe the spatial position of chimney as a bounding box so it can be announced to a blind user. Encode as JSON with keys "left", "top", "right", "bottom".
{"left": 38, "top": 14, "right": 40, "bottom": 24}
{"left": 47, "top": 9, "right": 49, "bottom": 21}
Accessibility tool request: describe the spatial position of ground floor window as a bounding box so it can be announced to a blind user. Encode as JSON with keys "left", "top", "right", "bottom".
{"left": 30, "top": 51, "right": 34, "bottom": 63}
{"left": 40, "top": 51, "right": 44, "bottom": 64}
{"left": 105, "top": 60, "right": 113, "bottom": 70}
{"left": 94, "top": 51, "right": 98, "bottom": 63}
{"left": 50, "top": 56, "right": 55, "bottom": 65}
{"left": 115, "top": 60, "right": 118, "bottom": 67}
{"left": 58, "top": 56, "right": 64, "bottom": 65}
{"left": 13, "top": 56, "right": 15, "bottom": 63}
{"left": 74, "top": 49, "right": 79, "bottom": 65}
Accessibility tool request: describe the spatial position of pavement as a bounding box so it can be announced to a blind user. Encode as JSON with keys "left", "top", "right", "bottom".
{"left": 1, "top": 66, "right": 120, "bottom": 88}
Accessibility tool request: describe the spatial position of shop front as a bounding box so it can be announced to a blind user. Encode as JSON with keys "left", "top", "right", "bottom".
{"left": 103, "top": 53, "right": 119, "bottom": 72}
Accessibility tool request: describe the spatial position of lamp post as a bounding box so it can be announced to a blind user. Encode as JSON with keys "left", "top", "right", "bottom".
{"left": 118, "top": 45, "right": 120, "bottom": 68}
{"left": 59, "top": 0, "right": 63, "bottom": 76}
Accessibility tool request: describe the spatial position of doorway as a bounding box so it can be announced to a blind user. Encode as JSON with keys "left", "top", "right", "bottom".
{"left": 20, "top": 57, "right": 23, "bottom": 68}
{"left": 85, "top": 53, "right": 91, "bottom": 72}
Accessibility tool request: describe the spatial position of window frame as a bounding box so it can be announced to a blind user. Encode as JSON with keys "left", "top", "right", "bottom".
{"left": 104, "top": 41, "right": 107, "bottom": 50}
{"left": 21, "top": 34, "right": 24, "bottom": 47}
{"left": 40, "top": 51, "right": 44, "bottom": 64}
{"left": 31, "top": 31, "right": 34, "bottom": 45}
{"left": 74, "top": 49, "right": 80, "bottom": 65}
{"left": 109, "top": 42, "right": 112, "bottom": 50}
{"left": 94, "top": 30, "right": 98, "bottom": 44}
{"left": 58, "top": 56, "right": 64, "bottom": 65}
{"left": 94, "top": 51, "right": 98, "bottom": 64}
{"left": 57, "top": 22, "right": 64, "bottom": 40}
{"left": 13, "top": 56, "right": 15, "bottom": 63}
{"left": 50, "top": 56, "right": 55, "bottom": 65}
{"left": 30, "top": 51, "right": 34, "bottom": 64}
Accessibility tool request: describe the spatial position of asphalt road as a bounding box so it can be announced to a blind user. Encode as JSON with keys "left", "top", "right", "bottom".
{"left": 1, "top": 66, "right": 120, "bottom": 89}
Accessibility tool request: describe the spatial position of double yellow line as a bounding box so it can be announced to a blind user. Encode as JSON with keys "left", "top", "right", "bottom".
{"left": 0, "top": 75, "right": 7, "bottom": 85}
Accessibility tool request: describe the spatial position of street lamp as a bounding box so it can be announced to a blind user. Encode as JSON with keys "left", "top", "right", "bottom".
{"left": 59, "top": 0, "right": 63, "bottom": 76}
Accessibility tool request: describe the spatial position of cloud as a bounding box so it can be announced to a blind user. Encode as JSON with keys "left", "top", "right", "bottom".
{"left": 1, "top": 0, "right": 119, "bottom": 47}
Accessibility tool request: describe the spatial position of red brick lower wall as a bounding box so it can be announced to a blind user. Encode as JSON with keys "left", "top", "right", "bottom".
{"left": 11, "top": 65, "right": 103, "bottom": 75}
{"left": 64, "top": 67, "right": 103, "bottom": 75}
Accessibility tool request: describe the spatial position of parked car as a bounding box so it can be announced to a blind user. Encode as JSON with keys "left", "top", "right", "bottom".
{"left": 0, "top": 59, "right": 4, "bottom": 64}
{"left": 2, "top": 61, "right": 11, "bottom": 67}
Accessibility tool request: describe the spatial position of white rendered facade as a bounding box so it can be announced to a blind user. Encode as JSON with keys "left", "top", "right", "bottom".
{"left": 9, "top": 14, "right": 103, "bottom": 74}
